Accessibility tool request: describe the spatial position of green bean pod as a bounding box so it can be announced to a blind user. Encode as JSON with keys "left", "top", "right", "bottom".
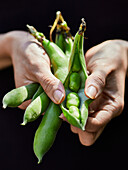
{"left": 22, "top": 92, "right": 50, "bottom": 125}
{"left": 2, "top": 83, "right": 39, "bottom": 108}
{"left": 64, "top": 37, "right": 73, "bottom": 59}
{"left": 32, "top": 85, "right": 43, "bottom": 101}
{"left": 61, "top": 19, "right": 93, "bottom": 131}
{"left": 34, "top": 102, "right": 62, "bottom": 163}
{"left": 55, "top": 31, "right": 65, "bottom": 52}
{"left": 55, "top": 20, "right": 73, "bottom": 60}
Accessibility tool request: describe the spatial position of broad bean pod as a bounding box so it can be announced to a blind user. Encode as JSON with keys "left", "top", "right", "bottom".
{"left": 61, "top": 19, "right": 93, "bottom": 131}
{"left": 2, "top": 83, "right": 39, "bottom": 108}
{"left": 32, "top": 85, "right": 43, "bottom": 101}
{"left": 22, "top": 92, "right": 50, "bottom": 125}
{"left": 33, "top": 102, "right": 62, "bottom": 163}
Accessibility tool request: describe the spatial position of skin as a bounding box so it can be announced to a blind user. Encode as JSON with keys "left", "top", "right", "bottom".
{"left": 0, "top": 31, "right": 65, "bottom": 109}
{"left": 0, "top": 32, "right": 128, "bottom": 146}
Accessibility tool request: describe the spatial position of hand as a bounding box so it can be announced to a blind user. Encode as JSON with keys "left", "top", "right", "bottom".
{"left": 5, "top": 31, "right": 65, "bottom": 109}
{"left": 71, "top": 40, "right": 128, "bottom": 146}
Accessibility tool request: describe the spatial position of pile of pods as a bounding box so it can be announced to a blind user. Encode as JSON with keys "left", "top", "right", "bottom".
{"left": 2, "top": 11, "right": 93, "bottom": 163}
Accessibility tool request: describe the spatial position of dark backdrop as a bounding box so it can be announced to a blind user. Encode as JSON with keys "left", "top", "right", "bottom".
{"left": 0, "top": 0, "right": 128, "bottom": 170}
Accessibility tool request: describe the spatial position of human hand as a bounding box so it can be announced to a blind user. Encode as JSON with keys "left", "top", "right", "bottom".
{"left": 70, "top": 40, "right": 128, "bottom": 146}
{"left": 5, "top": 31, "right": 65, "bottom": 109}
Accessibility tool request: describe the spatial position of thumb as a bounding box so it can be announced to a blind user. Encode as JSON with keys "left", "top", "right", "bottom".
{"left": 35, "top": 65, "right": 65, "bottom": 104}
{"left": 84, "top": 69, "right": 107, "bottom": 99}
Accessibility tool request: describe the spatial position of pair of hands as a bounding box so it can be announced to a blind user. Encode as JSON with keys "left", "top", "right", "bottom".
{"left": 3, "top": 31, "right": 128, "bottom": 146}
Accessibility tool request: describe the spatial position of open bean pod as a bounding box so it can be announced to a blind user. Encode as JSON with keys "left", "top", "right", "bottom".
{"left": 61, "top": 19, "right": 93, "bottom": 131}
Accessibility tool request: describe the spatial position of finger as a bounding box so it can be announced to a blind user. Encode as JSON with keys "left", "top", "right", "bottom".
{"left": 85, "top": 69, "right": 108, "bottom": 99}
{"left": 78, "top": 125, "right": 105, "bottom": 146}
{"left": 18, "top": 99, "right": 31, "bottom": 110}
{"left": 34, "top": 60, "right": 65, "bottom": 104}
{"left": 59, "top": 113, "right": 68, "bottom": 122}
{"left": 85, "top": 110, "right": 112, "bottom": 133}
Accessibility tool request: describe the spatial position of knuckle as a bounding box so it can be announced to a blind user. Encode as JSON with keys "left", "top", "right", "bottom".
{"left": 109, "top": 97, "right": 124, "bottom": 118}
{"left": 93, "top": 119, "right": 103, "bottom": 131}
{"left": 93, "top": 71, "right": 106, "bottom": 88}
{"left": 42, "top": 76, "right": 57, "bottom": 93}
{"left": 118, "top": 100, "right": 124, "bottom": 113}
{"left": 115, "top": 98, "right": 124, "bottom": 116}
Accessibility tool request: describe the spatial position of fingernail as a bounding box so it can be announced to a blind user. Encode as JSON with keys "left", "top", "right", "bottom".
{"left": 53, "top": 90, "right": 64, "bottom": 103}
{"left": 86, "top": 86, "right": 97, "bottom": 99}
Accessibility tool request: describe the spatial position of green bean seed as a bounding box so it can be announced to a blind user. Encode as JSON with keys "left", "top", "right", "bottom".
{"left": 69, "top": 72, "right": 81, "bottom": 92}
{"left": 66, "top": 92, "right": 80, "bottom": 109}
{"left": 69, "top": 106, "right": 80, "bottom": 119}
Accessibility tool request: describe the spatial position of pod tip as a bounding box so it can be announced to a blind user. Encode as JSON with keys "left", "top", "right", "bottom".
{"left": 26, "top": 24, "right": 33, "bottom": 31}
{"left": 3, "top": 103, "right": 7, "bottom": 109}
{"left": 38, "top": 159, "right": 42, "bottom": 164}
{"left": 81, "top": 126, "right": 85, "bottom": 131}
{"left": 20, "top": 121, "right": 27, "bottom": 126}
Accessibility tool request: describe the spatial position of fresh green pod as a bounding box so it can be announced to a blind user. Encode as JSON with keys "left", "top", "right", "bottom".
{"left": 55, "top": 33, "right": 73, "bottom": 60}
{"left": 34, "top": 102, "right": 62, "bottom": 163}
{"left": 66, "top": 92, "right": 80, "bottom": 109}
{"left": 61, "top": 19, "right": 93, "bottom": 131}
{"left": 2, "top": 83, "right": 39, "bottom": 108}
{"left": 55, "top": 32, "right": 65, "bottom": 52}
{"left": 55, "top": 20, "right": 73, "bottom": 60}
{"left": 41, "top": 34, "right": 70, "bottom": 84}
{"left": 71, "top": 46, "right": 81, "bottom": 72}
{"left": 69, "top": 106, "right": 80, "bottom": 119}
{"left": 22, "top": 92, "right": 50, "bottom": 125}
{"left": 32, "top": 85, "right": 43, "bottom": 101}
{"left": 64, "top": 37, "right": 73, "bottom": 59}
{"left": 69, "top": 72, "right": 81, "bottom": 92}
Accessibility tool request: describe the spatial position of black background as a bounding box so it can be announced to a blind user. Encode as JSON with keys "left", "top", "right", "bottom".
{"left": 0, "top": 0, "right": 128, "bottom": 169}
